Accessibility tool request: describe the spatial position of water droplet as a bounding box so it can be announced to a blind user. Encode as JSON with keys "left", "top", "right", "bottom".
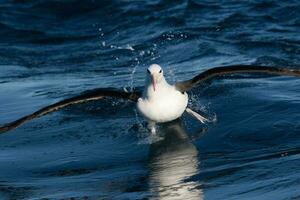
{"left": 139, "top": 51, "right": 145, "bottom": 56}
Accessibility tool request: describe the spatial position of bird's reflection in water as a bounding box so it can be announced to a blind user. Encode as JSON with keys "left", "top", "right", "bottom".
{"left": 148, "top": 119, "right": 205, "bottom": 200}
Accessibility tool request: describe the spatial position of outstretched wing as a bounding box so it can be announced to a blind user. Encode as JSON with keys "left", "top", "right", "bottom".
{"left": 0, "top": 88, "right": 141, "bottom": 134}
{"left": 175, "top": 65, "right": 300, "bottom": 92}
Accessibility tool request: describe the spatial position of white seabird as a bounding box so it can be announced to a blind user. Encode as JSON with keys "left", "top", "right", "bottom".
{"left": 1, "top": 64, "right": 300, "bottom": 134}
{"left": 137, "top": 64, "right": 206, "bottom": 133}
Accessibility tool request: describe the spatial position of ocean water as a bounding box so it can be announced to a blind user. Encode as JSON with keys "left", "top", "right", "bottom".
{"left": 0, "top": 0, "right": 300, "bottom": 199}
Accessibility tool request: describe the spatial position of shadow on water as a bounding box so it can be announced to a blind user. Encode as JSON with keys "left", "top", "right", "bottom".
{"left": 148, "top": 119, "right": 206, "bottom": 200}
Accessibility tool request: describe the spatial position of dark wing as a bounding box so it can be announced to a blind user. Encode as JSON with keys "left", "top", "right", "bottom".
{"left": 0, "top": 88, "right": 141, "bottom": 134}
{"left": 175, "top": 65, "right": 300, "bottom": 92}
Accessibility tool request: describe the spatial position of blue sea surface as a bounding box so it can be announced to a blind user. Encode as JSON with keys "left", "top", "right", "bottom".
{"left": 0, "top": 0, "right": 300, "bottom": 199}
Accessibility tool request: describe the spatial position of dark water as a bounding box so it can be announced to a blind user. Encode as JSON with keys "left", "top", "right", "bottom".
{"left": 0, "top": 0, "right": 300, "bottom": 199}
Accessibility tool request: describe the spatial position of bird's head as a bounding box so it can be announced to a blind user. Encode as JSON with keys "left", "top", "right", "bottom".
{"left": 147, "top": 64, "right": 165, "bottom": 92}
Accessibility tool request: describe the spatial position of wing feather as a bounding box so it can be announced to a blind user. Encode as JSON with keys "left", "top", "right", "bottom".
{"left": 175, "top": 65, "right": 300, "bottom": 92}
{"left": 0, "top": 88, "right": 141, "bottom": 134}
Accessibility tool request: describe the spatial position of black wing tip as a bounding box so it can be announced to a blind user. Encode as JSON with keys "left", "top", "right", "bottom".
{"left": 0, "top": 116, "right": 31, "bottom": 134}
{"left": 0, "top": 126, "right": 9, "bottom": 134}
{"left": 0, "top": 123, "right": 18, "bottom": 134}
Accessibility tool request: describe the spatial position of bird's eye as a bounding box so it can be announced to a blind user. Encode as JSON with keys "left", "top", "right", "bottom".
{"left": 147, "top": 69, "right": 151, "bottom": 74}
{"left": 159, "top": 69, "right": 162, "bottom": 73}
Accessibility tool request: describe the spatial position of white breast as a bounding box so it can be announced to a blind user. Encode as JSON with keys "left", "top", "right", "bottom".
{"left": 137, "top": 85, "right": 188, "bottom": 123}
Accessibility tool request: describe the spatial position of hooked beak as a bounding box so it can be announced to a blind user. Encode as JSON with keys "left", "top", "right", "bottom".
{"left": 151, "top": 75, "right": 156, "bottom": 91}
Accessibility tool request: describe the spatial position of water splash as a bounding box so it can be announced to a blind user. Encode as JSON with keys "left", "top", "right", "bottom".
{"left": 129, "top": 63, "right": 138, "bottom": 91}
{"left": 188, "top": 92, "right": 217, "bottom": 123}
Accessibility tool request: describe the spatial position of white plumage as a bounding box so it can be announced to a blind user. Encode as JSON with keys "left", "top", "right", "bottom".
{"left": 137, "top": 81, "right": 188, "bottom": 123}
{"left": 137, "top": 64, "right": 199, "bottom": 133}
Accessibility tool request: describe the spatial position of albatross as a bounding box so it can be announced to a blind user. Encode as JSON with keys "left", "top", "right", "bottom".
{"left": 137, "top": 64, "right": 206, "bottom": 133}
{"left": 1, "top": 64, "right": 300, "bottom": 134}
